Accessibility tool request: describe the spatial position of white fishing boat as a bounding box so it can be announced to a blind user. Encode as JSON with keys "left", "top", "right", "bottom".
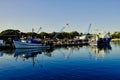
{"left": 13, "top": 39, "right": 49, "bottom": 49}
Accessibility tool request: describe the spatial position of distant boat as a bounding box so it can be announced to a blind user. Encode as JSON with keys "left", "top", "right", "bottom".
{"left": 13, "top": 38, "right": 49, "bottom": 49}
{"left": 73, "top": 34, "right": 92, "bottom": 45}
{"left": 89, "top": 32, "right": 112, "bottom": 46}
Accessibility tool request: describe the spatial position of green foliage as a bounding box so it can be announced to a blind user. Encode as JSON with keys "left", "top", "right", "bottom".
{"left": 0, "top": 29, "right": 82, "bottom": 40}
{"left": 0, "top": 29, "right": 20, "bottom": 36}
{"left": 69, "top": 31, "right": 79, "bottom": 38}
{"left": 79, "top": 32, "right": 83, "bottom": 36}
{"left": 38, "top": 32, "right": 49, "bottom": 39}
{"left": 48, "top": 32, "right": 57, "bottom": 39}
{"left": 57, "top": 32, "right": 69, "bottom": 39}
{"left": 2, "top": 29, "right": 120, "bottom": 40}
{"left": 112, "top": 32, "right": 120, "bottom": 39}
{"left": 1, "top": 29, "right": 120, "bottom": 39}
{"left": 26, "top": 32, "right": 38, "bottom": 38}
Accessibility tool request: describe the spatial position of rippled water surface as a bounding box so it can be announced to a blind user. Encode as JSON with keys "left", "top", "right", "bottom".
{"left": 0, "top": 41, "right": 120, "bottom": 80}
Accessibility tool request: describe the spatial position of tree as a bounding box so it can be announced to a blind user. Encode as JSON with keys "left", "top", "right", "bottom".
{"left": 58, "top": 32, "right": 69, "bottom": 39}
{"left": 49, "top": 32, "right": 57, "bottom": 39}
{"left": 79, "top": 32, "right": 83, "bottom": 36}
{"left": 0, "top": 29, "right": 20, "bottom": 38}
{"left": 38, "top": 32, "right": 49, "bottom": 39}
{"left": 69, "top": 31, "right": 79, "bottom": 38}
{"left": 26, "top": 32, "right": 38, "bottom": 38}
{"left": 112, "top": 32, "right": 120, "bottom": 39}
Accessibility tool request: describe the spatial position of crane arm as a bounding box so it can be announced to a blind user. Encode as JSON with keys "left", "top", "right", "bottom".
{"left": 37, "top": 27, "right": 42, "bottom": 34}
{"left": 52, "top": 24, "right": 69, "bottom": 40}
{"left": 88, "top": 24, "right": 91, "bottom": 34}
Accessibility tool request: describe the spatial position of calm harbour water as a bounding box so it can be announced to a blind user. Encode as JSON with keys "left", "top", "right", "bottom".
{"left": 0, "top": 41, "right": 120, "bottom": 80}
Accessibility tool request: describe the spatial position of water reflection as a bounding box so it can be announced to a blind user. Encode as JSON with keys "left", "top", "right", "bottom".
{"left": 0, "top": 44, "right": 113, "bottom": 61}
{"left": 0, "top": 49, "right": 15, "bottom": 57}
{"left": 56, "top": 46, "right": 81, "bottom": 59}
{"left": 0, "top": 44, "right": 114, "bottom": 66}
{"left": 14, "top": 48, "right": 51, "bottom": 67}
{"left": 44, "top": 47, "right": 54, "bottom": 57}
{"left": 89, "top": 44, "right": 112, "bottom": 60}
{"left": 1, "top": 42, "right": 120, "bottom": 80}
{"left": 111, "top": 41, "right": 120, "bottom": 47}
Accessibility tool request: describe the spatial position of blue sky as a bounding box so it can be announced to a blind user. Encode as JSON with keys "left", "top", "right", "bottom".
{"left": 0, "top": 0, "right": 120, "bottom": 33}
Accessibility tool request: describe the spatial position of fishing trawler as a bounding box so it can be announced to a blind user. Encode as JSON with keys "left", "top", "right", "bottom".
{"left": 13, "top": 38, "right": 49, "bottom": 49}
{"left": 89, "top": 32, "right": 112, "bottom": 46}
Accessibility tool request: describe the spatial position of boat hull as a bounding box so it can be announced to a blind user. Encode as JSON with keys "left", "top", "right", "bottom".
{"left": 13, "top": 40, "right": 49, "bottom": 49}
{"left": 89, "top": 38, "right": 112, "bottom": 46}
{"left": 97, "top": 38, "right": 112, "bottom": 45}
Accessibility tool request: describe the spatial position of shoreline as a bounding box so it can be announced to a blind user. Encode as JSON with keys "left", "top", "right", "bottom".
{"left": 111, "top": 39, "right": 120, "bottom": 41}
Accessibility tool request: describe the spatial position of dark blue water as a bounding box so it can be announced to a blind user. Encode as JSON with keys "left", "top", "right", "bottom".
{"left": 0, "top": 41, "right": 120, "bottom": 80}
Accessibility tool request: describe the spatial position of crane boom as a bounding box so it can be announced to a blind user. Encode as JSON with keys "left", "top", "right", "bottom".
{"left": 52, "top": 24, "right": 69, "bottom": 40}
{"left": 37, "top": 27, "right": 42, "bottom": 34}
{"left": 88, "top": 24, "right": 91, "bottom": 34}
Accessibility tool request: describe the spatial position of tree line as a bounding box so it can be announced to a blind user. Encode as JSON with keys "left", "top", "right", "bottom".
{"left": 112, "top": 32, "right": 120, "bottom": 39}
{"left": 0, "top": 29, "right": 81, "bottom": 39}
{"left": 0, "top": 29, "right": 120, "bottom": 39}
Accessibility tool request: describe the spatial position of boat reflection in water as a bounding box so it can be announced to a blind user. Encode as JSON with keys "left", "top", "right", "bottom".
{"left": 14, "top": 48, "right": 51, "bottom": 67}
{"left": 89, "top": 44, "right": 112, "bottom": 60}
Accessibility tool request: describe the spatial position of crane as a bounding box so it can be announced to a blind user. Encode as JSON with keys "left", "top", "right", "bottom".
{"left": 52, "top": 23, "right": 69, "bottom": 40}
{"left": 37, "top": 27, "right": 42, "bottom": 34}
{"left": 88, "top": 24, "right": 91, "bottom": 34}
{"left": 47, "top": 24, "right": 69, "bottom": 46}
{"left": 32, "top": 27, "right": 42, "bottom": 34}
